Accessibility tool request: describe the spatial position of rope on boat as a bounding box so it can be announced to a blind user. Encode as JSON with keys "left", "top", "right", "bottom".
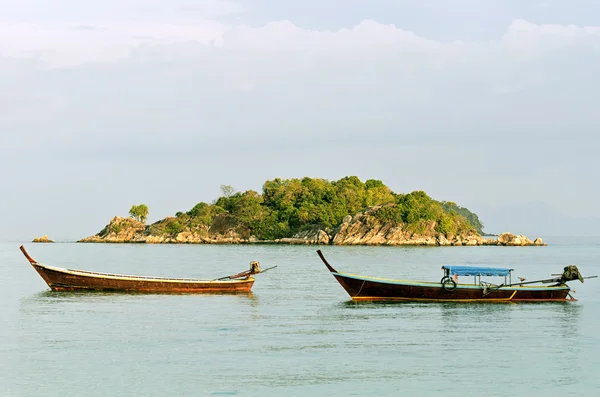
{"left": 353, "top": 280, "right": 366, "bottom": 298}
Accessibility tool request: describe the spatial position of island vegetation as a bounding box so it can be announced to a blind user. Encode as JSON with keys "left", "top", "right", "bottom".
{"left": 156, "top": 176, "right": 480, "bottom": 238}
{"left": 79, "top": 176, "right": 544, "bottom": 246}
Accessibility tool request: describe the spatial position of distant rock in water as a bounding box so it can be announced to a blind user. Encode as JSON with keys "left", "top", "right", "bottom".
{"left": 496, "top": 232, "right": 546, "bottom": 246}
{"left": 78, "top": 211, "right": 546, "bottom": 247}
{"left": 32, "top": 235, "right": 53, "bottom": 243}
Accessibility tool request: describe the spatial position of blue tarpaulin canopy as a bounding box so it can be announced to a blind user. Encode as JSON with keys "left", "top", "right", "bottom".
{"left": 442, "top": 265, "right": 513, "bottom": 277}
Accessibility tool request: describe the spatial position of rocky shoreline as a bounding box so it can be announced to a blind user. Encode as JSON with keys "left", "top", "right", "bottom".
{"left": 78, "top": 210, "right": 546, "bottom": 247}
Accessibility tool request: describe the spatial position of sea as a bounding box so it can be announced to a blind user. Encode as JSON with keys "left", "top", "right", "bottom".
{"left": 1, "top": 237, "right": 599, "bottom": 396}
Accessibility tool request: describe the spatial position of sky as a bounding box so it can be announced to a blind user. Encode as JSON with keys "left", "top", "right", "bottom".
{"left": 1, "top": 0, "right": 599, "bottom": 240}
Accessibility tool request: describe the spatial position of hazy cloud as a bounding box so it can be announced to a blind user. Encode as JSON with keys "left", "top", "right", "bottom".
{"left": 1, "top": 1, "right": 599, "bottom": 239}
{"left": 0, "top": 0, "right": 243, "bottom": 22}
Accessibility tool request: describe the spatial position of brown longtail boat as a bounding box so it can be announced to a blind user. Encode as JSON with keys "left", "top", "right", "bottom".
{"left": 20, "top": 245, "right": 276, "bottom": 293}
{"left": 317, "top": 250, "right": 596, "bottom": 303}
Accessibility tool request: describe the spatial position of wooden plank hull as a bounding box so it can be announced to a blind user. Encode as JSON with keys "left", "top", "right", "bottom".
{"left": 318, "top": 250, "right": 572, "bottom": 303}
{"left": 331, "top": 273, "right": 570, "bottom": 302}
{"left": 31, "top": 264, "right": 254, "bottom": 293}
{"left": 21, "top": 246, "right": 254, "bottom": 294}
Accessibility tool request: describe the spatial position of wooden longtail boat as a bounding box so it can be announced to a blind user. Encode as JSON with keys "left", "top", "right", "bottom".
{"left": 20, "top": 245, "right": 275, "bottom": 293}
{"left": 317, "top": 250, "right": 596, "bottom": 303}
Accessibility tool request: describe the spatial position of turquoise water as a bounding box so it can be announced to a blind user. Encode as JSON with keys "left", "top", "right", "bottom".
{"left": 1, "top": 239, "right": 599, "bottom": 396}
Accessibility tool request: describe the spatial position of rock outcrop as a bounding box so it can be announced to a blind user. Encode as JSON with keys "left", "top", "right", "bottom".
{"left": 78, "top": 211, "right": 546, "bottom": 246}
{"left": 496, "top": 233, "right": 546, "bottom": 246}
{"left": 273, "top": 229, "right": 331, "bottom": 245}
{"left": 330, "top": 208, "right": 487, "bottom": 246}
{"left": 78, "top": 216, "right": 147, "bottom": 243}
{"left": 78, "top": 215, "right": 253, "bottom": 244}
{"left": 32, "top": 235, "right": 53, "bottom": 243}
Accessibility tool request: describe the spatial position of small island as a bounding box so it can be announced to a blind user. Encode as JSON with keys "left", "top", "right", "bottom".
{"left": 78, "top": 176, "right": 546, "bottom": 246}
{"left": 32, "top": 235, "right": 54, "bottom": 243}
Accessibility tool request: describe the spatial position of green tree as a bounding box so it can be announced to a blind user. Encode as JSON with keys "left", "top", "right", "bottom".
{"left": 440, "top": 201, "right": 484, "bottom": 234}
{"left": 129, "top": 204, "right": 149, "bottom": 223}
{"left": 220, "top": 185, "right": 237, "bottom": 198}
{"left": 364, "top": 179, "right": 395, "bottom": 207}
{"left": 165, "top": 219, "right": 184, "bottom": 235}
{"left": 231, "top": 191, "right": 264, "bottom": 225}
{"left": 187, "top": 202, "right": 225, "bottom": 227}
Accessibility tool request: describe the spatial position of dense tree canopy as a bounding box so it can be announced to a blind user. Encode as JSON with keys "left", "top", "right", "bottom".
{"left": 150, "top": 176, "right": 484, "bottom": 239}
{"left": 372, "top": 191, "right": 474, "bottom": 235}
{"left": 440, "top": 201, "right": 485, "bottom": 235}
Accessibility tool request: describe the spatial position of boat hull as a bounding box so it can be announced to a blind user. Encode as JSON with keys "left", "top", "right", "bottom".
{"left": 318, "top": 250, "right": 572, "bottom": 303}
{"left": 332, "top": 273, "right": 570, "bottom": 302}
{"left": 32, "top": 264, "right": 254, "bottom": 293}
{"left": 20, "top": 245, "right": 255, "bottom": 293}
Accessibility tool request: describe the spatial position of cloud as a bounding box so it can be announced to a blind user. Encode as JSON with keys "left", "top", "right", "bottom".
{"left": 0, "top": 0, "right": 243, "bottom": 22}
{"left": 1, "top": 16, "right": 600, "bottom": 240}
{"left": 2, "top": 18, "right": 599, "bottom": 147}
{"left": 0, "top": 21, "right": 230, "bottom": 67}
{"left": 502, "top": 19, "right": 600, "bottom": 53}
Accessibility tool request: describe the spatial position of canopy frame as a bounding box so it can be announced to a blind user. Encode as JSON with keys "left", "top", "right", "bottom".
{"left": 442, "top": 265, "right": 514, "bottom": 286}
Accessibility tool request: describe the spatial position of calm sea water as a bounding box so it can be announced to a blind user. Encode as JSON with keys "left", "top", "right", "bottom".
{"left": 1, "top": 238, "right": 599, "bottom": 396}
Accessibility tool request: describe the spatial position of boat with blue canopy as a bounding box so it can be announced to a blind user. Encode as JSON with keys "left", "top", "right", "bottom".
{"left": 442, "top": 265, "right": 514, "bottom": 287}
{"left": 318, "top": 250, "right": 596, "bottom": 303}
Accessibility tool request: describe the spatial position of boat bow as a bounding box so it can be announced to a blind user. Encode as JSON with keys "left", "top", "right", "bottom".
{"left": 317, "top": 249, "right": 338, "bottom": 273}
